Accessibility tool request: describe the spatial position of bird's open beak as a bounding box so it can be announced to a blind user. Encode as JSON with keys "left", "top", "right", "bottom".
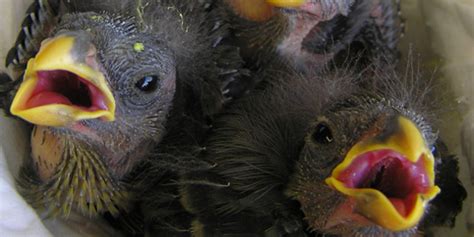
{"left": 325, "top": 116, "right": 440, "bottom": 231}
{"left": 266, "top": 0, "right": 306, "bottom": 7}
{"left": 10, "top": 35, "right": 116, "bottom": 126}
{"left": 227, "top": 0, "right": 306, "bottom": 21}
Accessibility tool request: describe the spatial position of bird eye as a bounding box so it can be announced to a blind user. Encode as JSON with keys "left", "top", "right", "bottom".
{"left": 312, "top": 123, "right": 333, "bottom": 144}
{"left": 135, "top": 75, "right": 159, "bottom": 93}
{"left": 430, "top": 145, "right": 437, "bottom": 155}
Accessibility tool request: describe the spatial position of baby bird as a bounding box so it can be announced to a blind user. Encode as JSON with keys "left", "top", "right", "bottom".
{"left": 1, "top": 0, "right": 244, "bottom": 219}
{"left": 220, "top": 0, "right": 401, "bottom": 71}
{"left": 180, "top": 60, "right": 466, "bottom": 236}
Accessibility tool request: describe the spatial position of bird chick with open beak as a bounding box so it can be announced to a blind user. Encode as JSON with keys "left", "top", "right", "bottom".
{"left": 180, "top": 61, "right": 466, "bottom": 236}
{"left": 1, "top": 0, "right": 244, "bottom": 219}
{"left": 221, "top": 0, "right": 401, "bottom": 71}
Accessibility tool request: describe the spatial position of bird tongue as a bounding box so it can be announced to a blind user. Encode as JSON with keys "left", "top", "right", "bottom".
{"left": 27, "top": 91, "right": 73, "bottom": 107}
{"left": 25, "top": 70, "right": 108, "bottom": 112}
{"left": 390, "top": 198, "right": 407, "bottom": 217}
{"left": 325, "top": 198, "right": 372, "bottom": 229}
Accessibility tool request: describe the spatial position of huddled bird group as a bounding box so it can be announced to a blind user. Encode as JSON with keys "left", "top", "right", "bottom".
{"left": 0, "top": 0, "right": 467, "bottom": 236}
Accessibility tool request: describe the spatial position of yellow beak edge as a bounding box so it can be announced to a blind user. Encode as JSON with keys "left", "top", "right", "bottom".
{"left": 266, "top": 0, "right": 306, "bottom": 7}
{"left": 325, "top": 116, "right": 440, "bottom": 231}
{"left": 227, "top": 0, "right": 306, "bottom": 22}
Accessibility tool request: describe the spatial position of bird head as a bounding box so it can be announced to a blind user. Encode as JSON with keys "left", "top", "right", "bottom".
{"left": 288, "top": 89, "right": 440, "bottom": 235}
{"left": 178, "top": 59, "right": 464, "bottom": 236}
{"left": 9, "top": 11, "right": 180, "bottom": 217}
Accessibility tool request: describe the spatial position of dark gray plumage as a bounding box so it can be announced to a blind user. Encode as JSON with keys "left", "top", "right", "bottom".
{"left": 179, "top": 60, "right": 466, "bottom": 236}
{"left": 1, "top": 0, "right": 244, "bottom": 222}
{"left": 215, "top": 0, "right": 402, "bottom": 98}
{"left": 220, "top": 0, "right": 401, "bottom": 69}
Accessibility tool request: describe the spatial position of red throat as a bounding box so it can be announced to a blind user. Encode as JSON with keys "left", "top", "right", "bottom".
{"left": 335, "top": 149, "right": 431, "bottom": 217}
{"left": 26, "top": 70, "right": 108, "bottom": 111}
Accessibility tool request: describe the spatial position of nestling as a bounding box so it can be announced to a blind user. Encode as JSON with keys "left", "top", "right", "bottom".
{"left": 1, "top": 0, "right": 244, "bottom": 218}
{"left": 221, "top": 0, "right": 401, "bottom": 70}
{"left": 181, "top": 61, "right": 466, "bottom": 236}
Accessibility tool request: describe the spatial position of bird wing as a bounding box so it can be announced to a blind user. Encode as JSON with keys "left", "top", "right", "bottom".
{"left": 6, "top": 0, "right": 62, "bottom": 70}
{"left": 5, "top": 0, "right": 144, "bottom": 69}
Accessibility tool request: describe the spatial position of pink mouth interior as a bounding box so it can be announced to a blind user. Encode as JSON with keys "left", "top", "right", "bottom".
{"left": 336, "top": 149, "right": 431, "bottom": 217}
{"left": 25, "top": 70, "right": 108, "bottom": 111}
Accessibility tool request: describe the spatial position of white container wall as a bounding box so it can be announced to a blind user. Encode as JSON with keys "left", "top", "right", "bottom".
{"left": 0, "top": 0, "right": 472, "bottom": 236}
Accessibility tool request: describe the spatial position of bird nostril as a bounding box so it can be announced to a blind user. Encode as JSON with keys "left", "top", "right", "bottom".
{"left": 84, "top": 44, "right": 100, "bottom": 71}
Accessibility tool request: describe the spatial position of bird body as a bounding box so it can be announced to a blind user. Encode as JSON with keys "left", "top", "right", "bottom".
{"left": 220, "top": 0, "right": 401, "bottom": 71}
{"left": 180, "top": 61, "right": 466, "bottom": 236}
{"left": 2, "top": 0, "right": 244, "bottom": 220}
{"left": 217, "top": 0, "right": 402, "bottom": 98}
{"left": 1, "top": 1, "right": 466, "bottom": 236}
